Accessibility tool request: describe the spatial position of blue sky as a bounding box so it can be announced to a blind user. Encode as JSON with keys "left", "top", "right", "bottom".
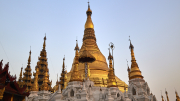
{"left": 0, "top": 0, "right": 180, "bottom": 100}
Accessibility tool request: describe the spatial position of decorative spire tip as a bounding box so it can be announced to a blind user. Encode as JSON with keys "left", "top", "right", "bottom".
{"left": 129, "top": 36, "right": 134, "bottom": 50}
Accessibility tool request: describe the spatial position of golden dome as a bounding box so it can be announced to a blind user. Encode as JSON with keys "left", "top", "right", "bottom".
{"left": 67, "top": 4, "right": 127, "bottom": 92}
{"left": 85, "top": 5, "right": 94, "bottom": 29}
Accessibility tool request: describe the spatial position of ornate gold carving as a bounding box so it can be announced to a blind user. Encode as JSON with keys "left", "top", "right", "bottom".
{"left": 59, "top": 57, "right": 68, "bottom": 91}
{"left": 85, "top": 4, "right": 94, "bottom": 29}
{"left": 35, "top": 35, "right": 52, "bottom": 91}
{"left": 175, "top": 91, "right": 180, "bottom": 101}
{"left": 0, "top": 87, "right": 5, "bottom": 100}
{"left": 22, "top": 49, "right": 32, "bottom": 91}
{"left": 18, "top": 67, "right": 25, "bottom": 88}
{"left": 107, "top": 51, "right": 117, "bottom": 87}
{"left": 70, "top": 40, "right": 82, "bottom": 82}
{"left": 67, "top": 4, "right": 127, "bottom": 92}
{"left": 41, "top": 69, "right": 49, "bottom": 91}
{"left": 129, "top": 40, "right": 144, "bottom": 80}
{"left": 165, "top": 89, "right": 169, "bottom": 101}
{"left": 161, "top": 95, "right": 164, "bottom": 101}
{"left": 31, "top": 68, "right": 39, "bottom": 91}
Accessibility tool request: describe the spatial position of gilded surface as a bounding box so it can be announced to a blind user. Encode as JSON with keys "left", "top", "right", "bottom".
{"left": 34, "top": 35, "right": 52, "bottom": 91}
{"left": 0, "top": 87, "right": 5, "bottom": 100}
{"left": 165, "top": 90, "right": 169, "bottom": 101}
{"left": 175, "top": 91, "right": 180, "bottom": 101}
{"left": 18, "top": 67, "right": 25, "bottom": 88}
{"left": 41, "top": 69, "right": 49, "bottom": 91}
{"left": 129, "top": 42, "right": 144, "bottom": 80}
{"left": 59, "top": 58, "right": 67, "bottom": 91}
{"left": 85, "top": 5, "right": 94, "bottom": 29}
{"left": 67, "top": 4, "right": 127, "bottom": 92}
{"left": 31, "top": 68, "right": 39, "bottom": 91}
{"left": 22, "top": 50, "right": 32, "bottom": 91}
{"left": 107, "top": 52, "right": 117, "bottom": 87}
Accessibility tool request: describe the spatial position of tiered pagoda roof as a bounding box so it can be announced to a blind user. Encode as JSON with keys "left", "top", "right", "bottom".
{"left": 33, "top": 35, "right": 52, "bottom": 91}
{"left": 22, "top": 50, "right": 32, "bottom": 92}
{"left": 59, "top": 57, "right": 67, "bottom": 91}
{"left": 0, "top": 60, "right": 29, "bottom": 101}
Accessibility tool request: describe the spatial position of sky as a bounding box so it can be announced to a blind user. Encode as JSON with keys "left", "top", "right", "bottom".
{"left": 0, "top": 0, "right": 180, "bottom": 101}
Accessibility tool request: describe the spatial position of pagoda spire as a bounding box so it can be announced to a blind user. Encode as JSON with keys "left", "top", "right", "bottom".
{"left": 129, "top": 38, "right": 144, "bottom": 80}
{"left": 70, "top": 40, "right": 82, "bottom": 82}
{"left": 31, "top": 67, "right": 39, "bottom": 91}
{"left": 18, "top": 67, "right": 23, "bottom": 82}
{"left": 165, "top": 89, "right": 169, "bottom": 101}
{"left": 43, "top": 34, "right": 46, "bottom": 50}
{"left": 161, "top": 95, "right": 164, "bottom": 101}
{"left": 41, "top": 69, "right": 49, "bottom": 91}
{"left": 18, "top": 67, "right": 24, "bottom": 88}
{"left": 175, "top": 90, "right": 180, "bottom": 101}
{"left": 22, "top": 49, "right": 32, "bottom": 91}
{"left": 85, "top": 2, "right": 94, "bottom": 29}
{"left": 63, "top": 70, "right": 68, "bottom": 89}
{"left": 127, "top": 60, "right": 130, "bottom": 80}
{"left": 59, "top": 56, "right": 67, "bottom": 91}
{"left": 35, "top": 35, "right": 52, "bottom": 91}
{"left": 107, "top": 48, "right": 117, "bottom": 87}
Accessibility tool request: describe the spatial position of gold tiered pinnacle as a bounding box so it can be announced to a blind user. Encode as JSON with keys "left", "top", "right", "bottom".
{"left": 22, "top": 49, "right": 32, "bottom": 92}
{"left": 19, "top": 67, "right": 23, "bottom": 80}
{"left": 18, "top": 67, "right": 24, "bottom": 88}
{"left": 129, "top": 40, "right": 144, "bottom": 80}
{"left": 127, "top": 61, "right": 130, "bottom": 80}
{"left": 35, "top": 35, "right": 52, "bottom": 91}
{"left": 59, "top": 57, "right": 67, "bottom": 91}
{"left": 85, "top": 3, "right": 94, "bottom": 29}
{"left": 31, "top": 68, "right": 39, "bottom": 91}
{"left": 165, "top": 89, "right": 169, "bottom": 101}
{"left": 175, "top": 90, "right": 180, "bottom": 101}
{"left": 107, "top": 50, "right": 117, "bottom": 87}
{"left": 41, "top": 69, "right": 49, "bottom": 91}
{"left": 161, "top": 95, "right": 164, "bottom": 101}
{"left": 70, "top": 40, "right": 82, "bottom": 82}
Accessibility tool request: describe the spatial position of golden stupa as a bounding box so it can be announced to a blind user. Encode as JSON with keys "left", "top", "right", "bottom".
{"left": 67, "top": 4, "right": 127, "bottom": 92}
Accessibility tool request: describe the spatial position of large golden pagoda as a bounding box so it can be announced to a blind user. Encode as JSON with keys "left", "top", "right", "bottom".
{"left": 67, "top": 4, "right": 127, "bottom": 92}
{"left": 22, "top": 50, "right": 32, "bottom": 92}
{"left": 33, "top": 35, "right": 52, "bottom": 91}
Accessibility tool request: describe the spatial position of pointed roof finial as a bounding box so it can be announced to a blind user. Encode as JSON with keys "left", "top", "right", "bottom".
{"left": 30, "top": 46, "right": 31, "bottom": 54}
{"left": 85, "top": 0, "right": 94, "bottom": 29}
{"left": 63, "top": 55, "right": 65, "bottom": 60}
{"left": 75, "top": 40, "right": 79, "bottom": 50}
{"left": 44, "top": 33, "right": 46, "bottom": 40}
{"left": 129, "top": 36, "right": 134, "bottom": 50}
{"left": 28, "top": 49, "right": 31, "bottom": 65}
{"left": 88, "top": 0, "right": 90, "bottom": 8}
{"left": 126, "top": 59, "right": 130, "bottom": 72}
{"left": 43, "top": 34, "right": 46, "bottom": 50}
